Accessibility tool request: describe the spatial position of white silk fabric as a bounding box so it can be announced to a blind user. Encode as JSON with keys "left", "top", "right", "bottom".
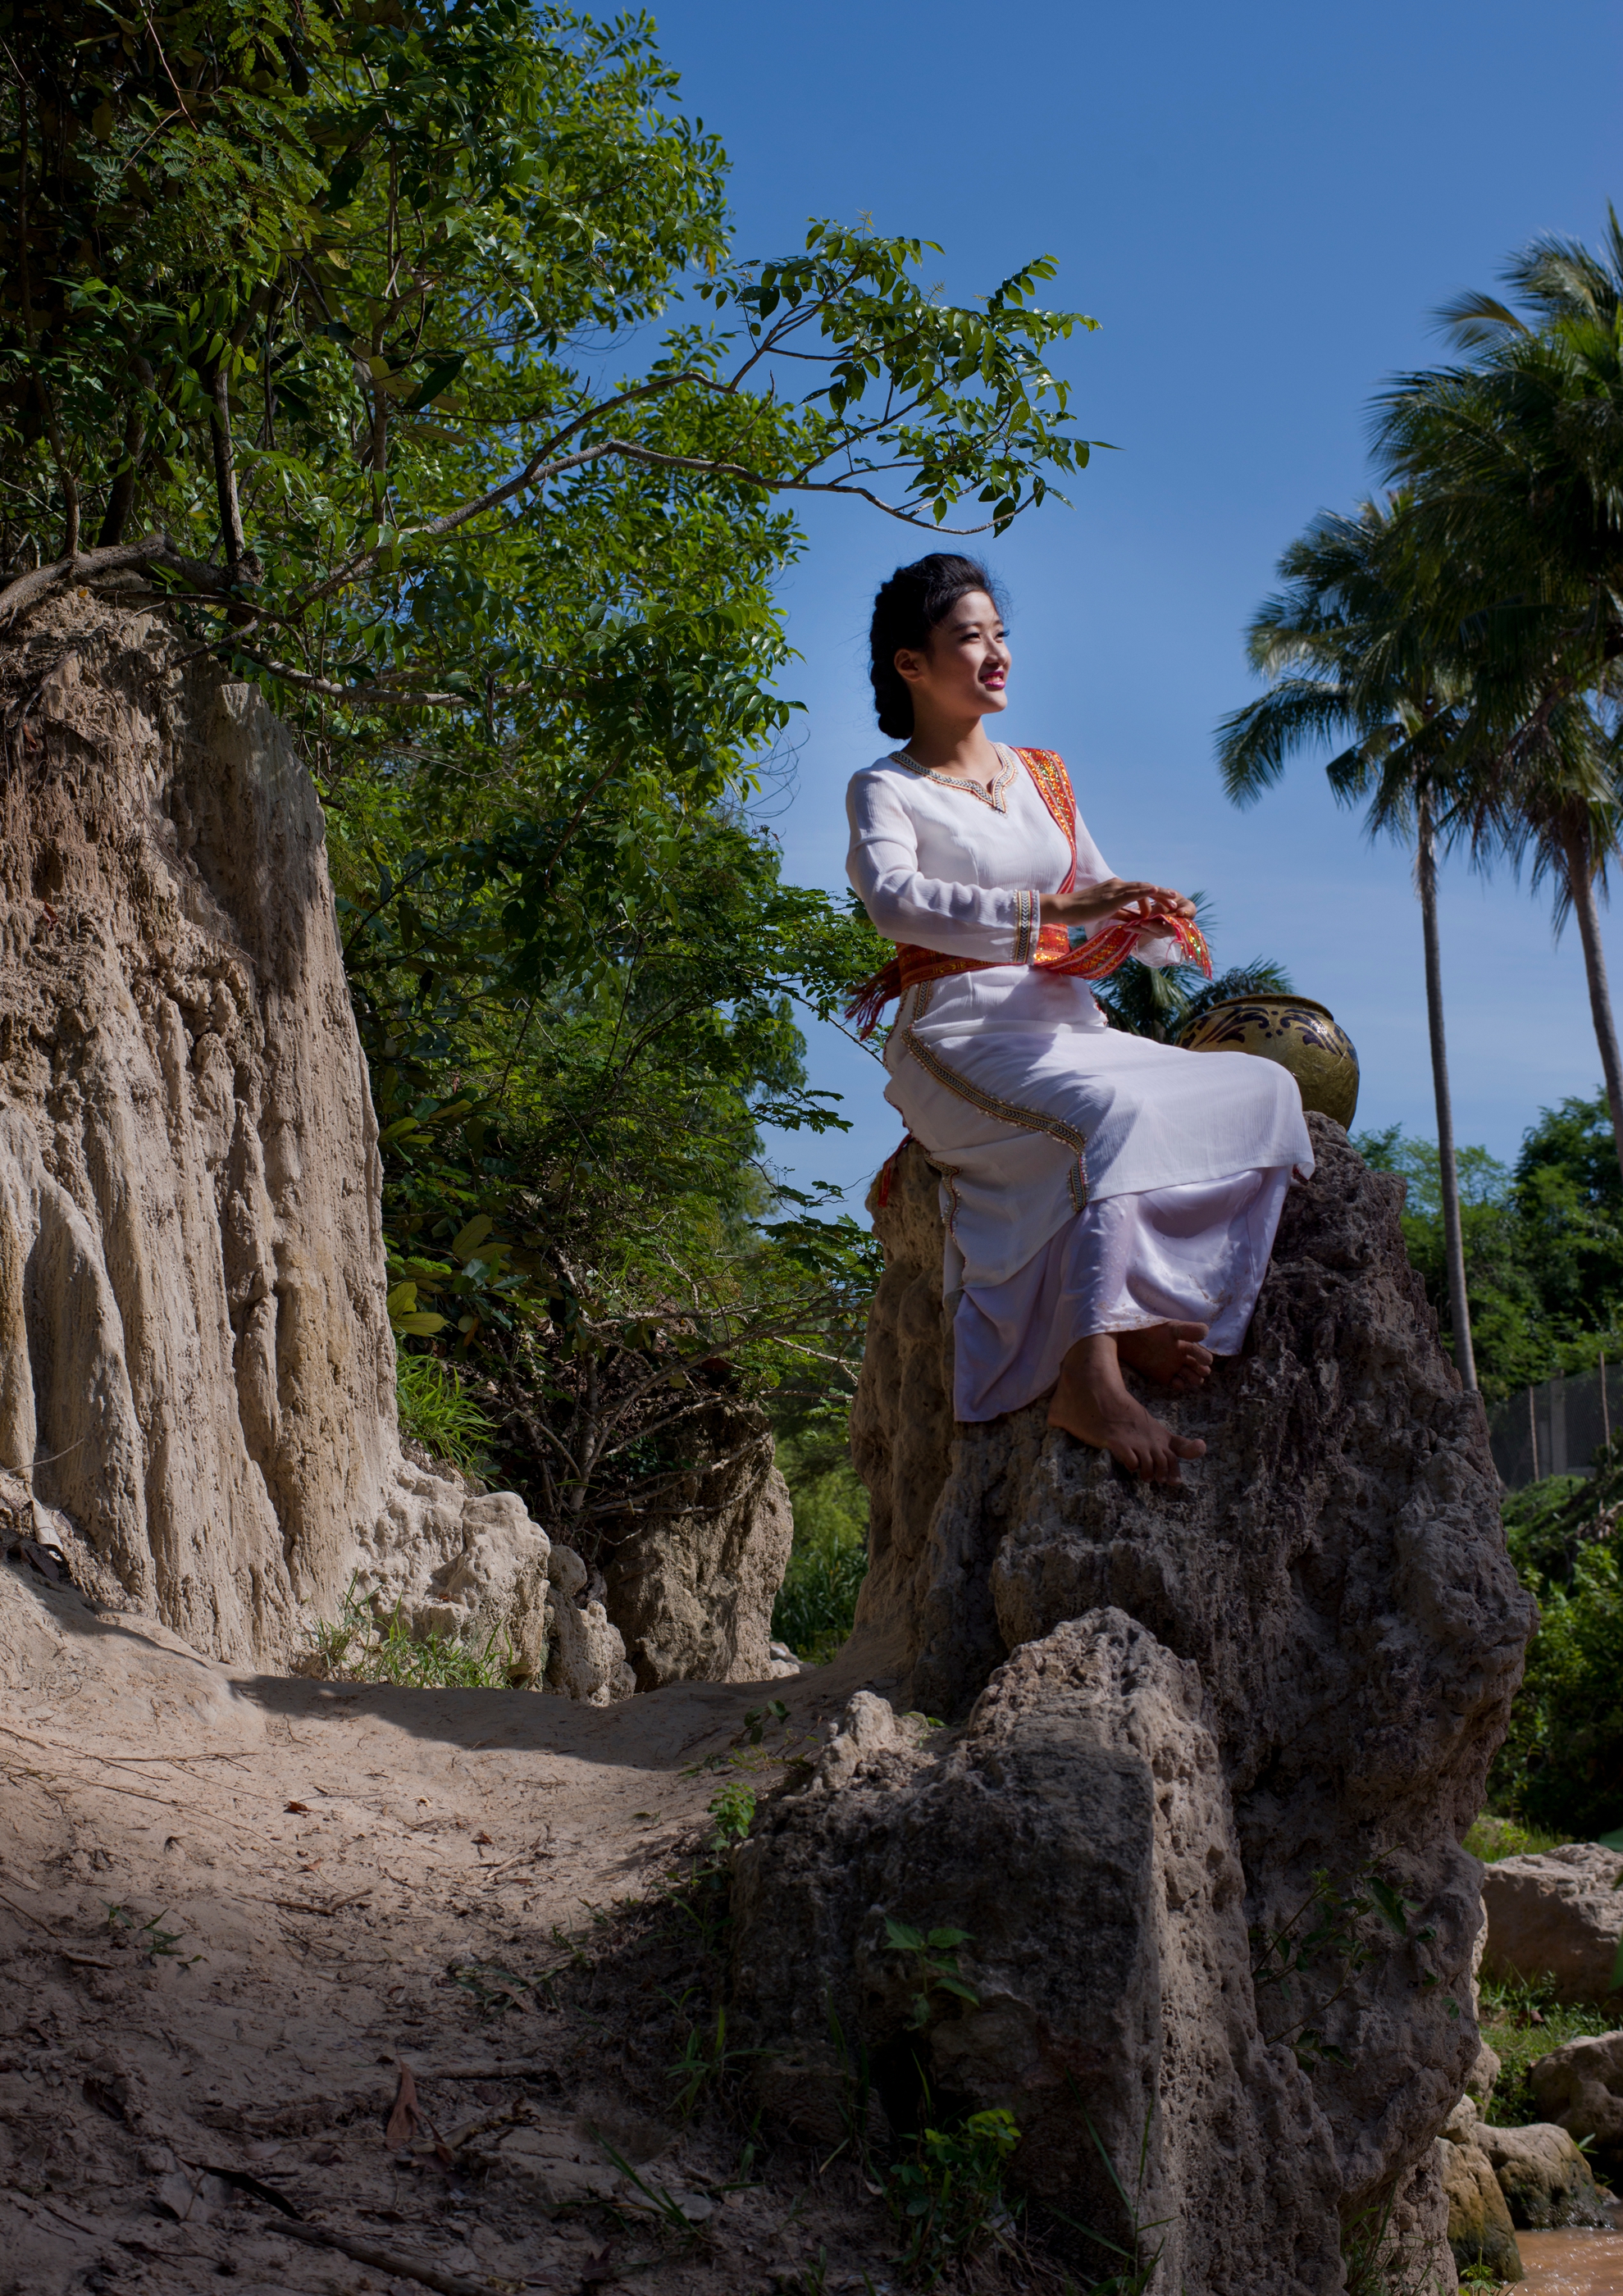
{"left": 948, "top": 1166, "right": 1293, "bottom": 1422}
{"left": 846, "top": 747, "right": 1314, "bottom": 1414}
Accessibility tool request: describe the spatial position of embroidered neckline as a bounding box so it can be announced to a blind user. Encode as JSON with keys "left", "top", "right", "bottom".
{"left": 890, "top": 744, "right": 1016, "bottom": 812}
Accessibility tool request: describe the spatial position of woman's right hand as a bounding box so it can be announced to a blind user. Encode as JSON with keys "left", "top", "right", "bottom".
{"left": 1040, "top": 878, "right": 1196, "bottom": 932}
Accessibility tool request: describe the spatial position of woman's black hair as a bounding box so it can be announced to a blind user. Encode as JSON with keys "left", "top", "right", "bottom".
{"left": 868, "top": 554, "right": 1003, "bottom": 740}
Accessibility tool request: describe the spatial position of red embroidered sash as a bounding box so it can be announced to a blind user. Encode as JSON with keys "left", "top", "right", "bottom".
{"left": 845, "top": 747, "right": 1210, "bottom": 1039}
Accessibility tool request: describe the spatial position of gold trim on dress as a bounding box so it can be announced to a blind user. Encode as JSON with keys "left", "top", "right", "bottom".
{"left": 890, "top": 744, "right": 1017, "bottom": 813}
{"left": 933, "top": 1158, "right": 965, "bottom": 1240}
{"left": 1013, "top": 888, "right": 1039, "bottom": 963}
{"left": 900, "top": 1027, "right": 1091, "bottom": 1162}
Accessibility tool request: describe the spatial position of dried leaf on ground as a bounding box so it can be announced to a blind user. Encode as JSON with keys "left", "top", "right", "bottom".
{"left": 385, "top": 2061, "right": 421, "bottom": 2149}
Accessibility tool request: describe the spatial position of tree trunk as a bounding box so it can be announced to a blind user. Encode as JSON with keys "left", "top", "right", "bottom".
{"left": 1416, "top": 796, "right": 1477, "bottom": 1392}
{"left": 1564, "top": 828, "right": 1623, "bottom": 1188}
{"left": 97, "top": 359, "right": 153, "bottom": 549}
{"left": 208, "top": 362, "right": 249, "bottom": 584}
{"left": 96, "top": 402, "right": 145, "bottom": 549}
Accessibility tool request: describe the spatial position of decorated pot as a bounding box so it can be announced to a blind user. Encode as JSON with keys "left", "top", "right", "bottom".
{"left": 1178, "top": 995, "right": 1360, "bottom": 1129}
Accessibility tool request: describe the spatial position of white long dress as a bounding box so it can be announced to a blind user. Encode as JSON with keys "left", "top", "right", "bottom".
{"left": 846, "top": 745, "right": 1315, "bottom": 1421}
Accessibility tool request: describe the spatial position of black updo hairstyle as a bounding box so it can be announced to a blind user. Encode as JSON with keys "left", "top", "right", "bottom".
{"left": 868, "top": 554, "right": 1003, "bottom": 741}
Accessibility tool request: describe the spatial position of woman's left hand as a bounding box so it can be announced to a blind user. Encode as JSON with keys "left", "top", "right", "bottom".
{"left": 1042, "top": 879, "right": 1197, "bottom": 932}
{"left": 1113, "top": 889, "right": 1196, "bottom": 924}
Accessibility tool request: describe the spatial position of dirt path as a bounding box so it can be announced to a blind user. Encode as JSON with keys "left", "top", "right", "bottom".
{"left": 0, "top": 1557, "right": 914, "bottom": 2296}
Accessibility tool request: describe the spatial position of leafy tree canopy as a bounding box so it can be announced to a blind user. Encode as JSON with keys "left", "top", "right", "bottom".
{"left": 0, "top": 2, "right": 1099, "bottom": 1542}
{"left": 1356, "top": 1091, "right": 1623, "bottom": 1398}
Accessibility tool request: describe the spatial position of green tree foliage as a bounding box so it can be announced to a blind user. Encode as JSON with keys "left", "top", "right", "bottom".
{"left": 1356, "top": 1092, "right": 1623, "bottom": 1397}
{"left": 1489, "top": 1455, "right": 1623, "bottom": 1840}
{"left": 1, "top": 1, "right": 1096, "bottom": 652}
{"left": 0, "top": 4, "right": 1097, "bottom": 1550}
{"left": 769, "top": 1420, "right": 870, "bottom": 1663}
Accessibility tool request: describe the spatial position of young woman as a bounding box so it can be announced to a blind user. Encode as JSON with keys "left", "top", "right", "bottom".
{"left": 846, "top": 554, "right": 1313, "bottom": 1484}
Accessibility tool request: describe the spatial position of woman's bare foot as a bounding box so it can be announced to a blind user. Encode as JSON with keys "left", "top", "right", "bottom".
{"left": 1116, "top": 1321, "right": 1213, "bottom": 1393}
{"left": 1046, "top": 1333, "right": 1206, "bottom": 1485}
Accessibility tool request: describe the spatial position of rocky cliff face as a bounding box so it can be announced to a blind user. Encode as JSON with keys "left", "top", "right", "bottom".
{"left": 0, "top": 595, "right": 395, "bottom": 1661}
{"left": 732, "top": 1123, "right": 1537, "bottom": 2291}
{"left": 0, "top": 596, "right": 767, "bottom": 1694}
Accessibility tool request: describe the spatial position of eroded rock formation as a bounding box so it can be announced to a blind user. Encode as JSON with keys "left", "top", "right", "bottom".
{"left": 602, "top": 1397, "right": 793, "bottom": 1690}
{"left": 732, "top": 1123, "right": 1537, "bottom": 2291}
{"left": 0, "top": 594, "right": 754, "bottom": 1696}
{"left": 1530, "top": 2031, "right": 1623, "bottom": 2177}
{"left": 1482, "top": 1842, "right": 1623, "bottom": 2005}
{"left": 1438, "top": 2098, "right": 1525, "bottom": 2281}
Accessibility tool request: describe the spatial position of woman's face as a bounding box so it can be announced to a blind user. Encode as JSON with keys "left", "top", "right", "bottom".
{"left": 896, "top": 589, "right": 1010, "bottom": 723}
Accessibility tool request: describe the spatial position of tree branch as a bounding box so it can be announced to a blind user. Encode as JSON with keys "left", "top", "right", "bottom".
{"left": 0, "top": 536, "right": 230, "bottom": 630}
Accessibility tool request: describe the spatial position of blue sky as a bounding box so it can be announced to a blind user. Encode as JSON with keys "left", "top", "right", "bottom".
{"left": 649, "top": 0, "right": 1623, "bottom": 1210}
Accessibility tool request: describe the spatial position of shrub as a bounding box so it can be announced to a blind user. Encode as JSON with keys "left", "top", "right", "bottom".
{"left": 1489, "top": 1454, "right": 1623, "bottom": 1839}
{"left": 771, "top": 1424, "right": 869, "bottom": 1664}
{"left": 887, "top": 2105, "right": 1021, "bottom": 2283}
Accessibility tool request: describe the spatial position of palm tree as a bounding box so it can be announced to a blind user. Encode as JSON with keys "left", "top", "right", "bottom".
{"left": 1377, "top": 216, "right": 1623, "bottom": 1184}
{"left": 1215, "top": 498, "right": 1482, "bottom": 1390}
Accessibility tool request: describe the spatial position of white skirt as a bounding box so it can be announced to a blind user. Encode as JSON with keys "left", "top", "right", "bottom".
{"left": 886, "top": 968, "right": 1314, "bottom": 1288}
{"left": 948, "top": 1165, "right": 1294, "bottom": 1423}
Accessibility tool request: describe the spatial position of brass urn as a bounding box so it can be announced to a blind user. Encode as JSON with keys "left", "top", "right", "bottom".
{"left": 1178, "top": 995, "right": 1360, "bottom": 1129}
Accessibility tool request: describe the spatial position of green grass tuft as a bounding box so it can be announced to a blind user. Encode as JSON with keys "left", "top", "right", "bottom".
{"left": 1461, "top": 1812, "right": 1567, "bottom": 1862}
{"left": 1478, "top": 1971, "right": 1616, "bottom": 2127}
{"left": 395, "top": 1346, "right": 496, "bottom": 1477}
{"left": 303, "top": 1573, "right": 516, "bottom": 1689}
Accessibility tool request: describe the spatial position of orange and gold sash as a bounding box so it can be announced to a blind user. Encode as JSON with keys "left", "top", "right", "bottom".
{"left": 845, "top": 747, "right": 1210, "bottom": 1038}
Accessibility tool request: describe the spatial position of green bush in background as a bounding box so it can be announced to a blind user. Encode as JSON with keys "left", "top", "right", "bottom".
{"left": 772, "top": 1422, "right": 869, "bottom": 1665}
{"left": 1489, "top": 1451, "right": 1623, "bottom": 1842}
{"left": 1355, "top": 1096, "right": 1623, "bottom": 1400}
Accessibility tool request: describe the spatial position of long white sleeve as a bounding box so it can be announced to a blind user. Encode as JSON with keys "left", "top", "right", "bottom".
{"left": 844, "top": 753, "right": 1182, "bottom": 971}
{"left": 846, "top": 770, "right": 1042, "bottom": 961}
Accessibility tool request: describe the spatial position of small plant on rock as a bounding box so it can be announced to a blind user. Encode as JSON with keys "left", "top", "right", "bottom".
{"left": 707, "top": 1781, "right": 757, "bottom": 1849}
{"left": 1249, "top": 1866, "right": 1419, "bottom": 2066}
{"left": 1051, "top": 2093, "right": 1171, "bottom": 2295}
{"left": 886, "top": 2102, "right": 1021, "bottom": 2284}
{"left": 394, "top": 1346, "right": 495, "bottom": 1477}
{"left": 882, "top": 1918, "right": 981, "bottom": 2029}
{"left": 302, "top": 1573, "right": 516, "bottom": 1689}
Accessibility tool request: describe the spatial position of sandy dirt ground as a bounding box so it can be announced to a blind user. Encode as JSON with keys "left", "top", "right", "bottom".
{"left": 0, "top": 1551, "right": 929, "bottom": 2296}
